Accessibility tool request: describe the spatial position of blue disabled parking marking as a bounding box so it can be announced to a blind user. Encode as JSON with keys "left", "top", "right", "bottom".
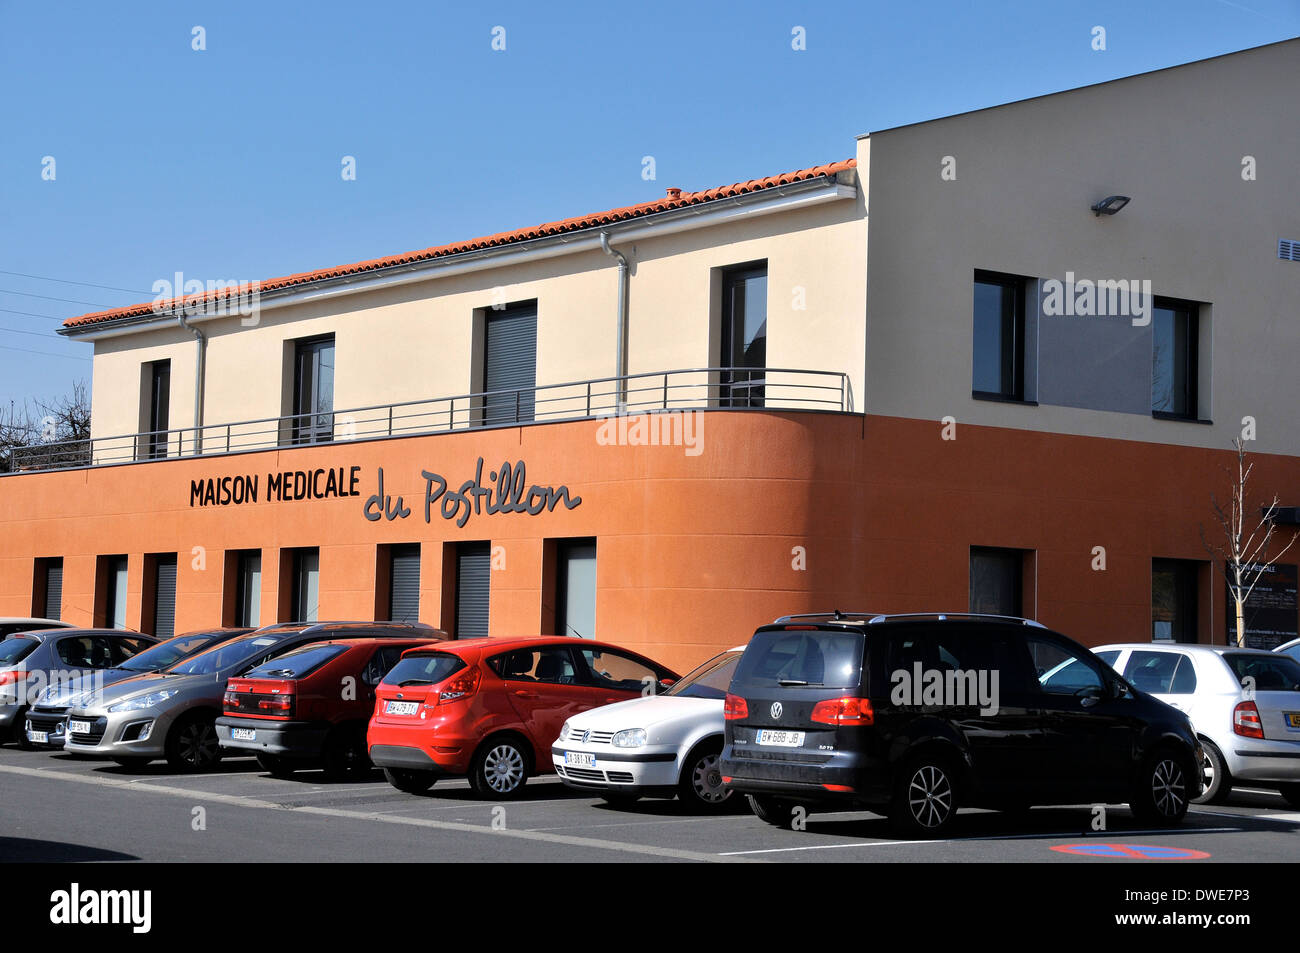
{"left": 1052, "top": 843, "right": 1211, "bottom": 859}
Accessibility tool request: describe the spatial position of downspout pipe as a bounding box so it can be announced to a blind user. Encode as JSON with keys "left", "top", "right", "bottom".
{"left": 177, "top": 313, "right": 206, "bottom": 455}
{"left": 599, "top": 232, "right": 629, "bottom": 409}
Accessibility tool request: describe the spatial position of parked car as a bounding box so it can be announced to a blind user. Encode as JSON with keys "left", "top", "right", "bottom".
{"left": 0, "top": 618, "right": 74, "bottom": 638}
{"left": 720, "top": 612, "right": 1203, "bottom": 837}
{"left": 552, "top": 646, "right": 745, "bottom": 810}
{"left": 1274, "top": 637, "right": 1300, "bottom": 665}
{"left": 0, "top": 628, "right": 160, "bottom": 748}
{"left": 62, "top": 621, "right": 443, "bottom": 771}
{"left": 216, "top": 636, "right": 441, "bottom": 779}
{"left": 1095, "top": 642, "right": 1300, "bottom": 806}
{"left": 369, "top": 636, "right": 680, "bottom": 798}
{"left": 24, "top": 628, "right": 254, "bottom": 749}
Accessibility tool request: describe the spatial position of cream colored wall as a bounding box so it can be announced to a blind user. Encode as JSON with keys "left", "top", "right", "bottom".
{"left": 862, "top": 38, "right": 1300, "bottom": 453}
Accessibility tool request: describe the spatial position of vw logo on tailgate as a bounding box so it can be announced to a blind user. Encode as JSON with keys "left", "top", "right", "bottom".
{"left": 771, "top": 702, "right": 783, "bottom": 719}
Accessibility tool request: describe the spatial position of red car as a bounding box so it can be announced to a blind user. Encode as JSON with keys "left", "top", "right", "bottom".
{"left": 216, "top": 636, "right": 440, "bottom": 779}
{"left": 368, "top": 636, "right": 679, "bottom": 798}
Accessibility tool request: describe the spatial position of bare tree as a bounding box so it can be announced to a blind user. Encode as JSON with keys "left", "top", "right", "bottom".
{"left": 1201, "top": 437, "right": 1298, "bottom": 647}
{"left": 0, "top": 381, "right": 91, "bottom": 472}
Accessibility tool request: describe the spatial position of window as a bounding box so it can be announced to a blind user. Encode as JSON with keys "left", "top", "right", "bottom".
{"left": 482, "top": 303, "right": 537, "bottom": 425}
{"left": 491, "top": 647, "right": 578, "bottom": 685}
{"left": 720, "top": 263, "right": 768, "bottom": 407}
{"left": 1152, "top": 559, "right": 1198, "bottom": 643}
{"left": 144, "top": 360, "right": 171, "bottom": 459}
{"left": 1152, "top": 298, "right": 1199, "bottom": 418}
{"left": 574, "top": 647, "right": 662, "bottom": 692}
{"left": 361, "top": 645, "right": 407, "bottom": 687}
{"left": 147, "top": 554, "right": 178, "bottom": 640}
{"left": 1026, "top": 637, "right": 1105, "bottom": 695}
{"left": 555, "top": 539, "right": 596, "bottom": 638}
{"left": 973, "top": 271, "right": 1026, "bottom": 400}
{"left": 455, "top": 541, "right": 491, "bottom": 638}
{"left": 1124, "top": 650, "right": 1197, "bottom": 695}
{"left": 731, "top": 629, "right": 864, "bottom": 689}
{"left": 290, "top": 548, "right": 320, "bottom": 623}
{"left": 1221, "top": 653, "right": 1300, "bottom": 692}
{"left": 33, "top": 557, "right": 62, "bottom": 620}
{"left": 292, "top": 336, "right": 335, "bottom": 444}
{"left": 382, "top": 652, "right": 465, "bottom": 688}
{"left": 99, "top": 555, "right": 128, "bottom": 630}
{"left": 969, "top": 547, "right": 1024, "bottom": 617}
{"left": 233, "top": 550, "right": 261, "bottom": 628}
{"left": 664, "top": 652, "right": 743, "bottom": 699}
{"left": 383, "top": 544, "right": 421, "bottom": 623}
{"left": 57, "top": 635, "right": 117, "bottom": 669}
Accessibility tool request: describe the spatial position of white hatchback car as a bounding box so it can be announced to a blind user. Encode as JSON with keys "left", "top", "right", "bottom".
{"left": 1095, "top": 643, "right": 1300, "bottom": 806}
{"left": 552, "top": 646, "right": 745, "bottom": 811}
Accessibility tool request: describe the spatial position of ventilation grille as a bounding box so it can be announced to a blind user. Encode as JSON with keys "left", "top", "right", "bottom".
{"left": 1280, "top": 239, "right": 1300, "bottom": 262}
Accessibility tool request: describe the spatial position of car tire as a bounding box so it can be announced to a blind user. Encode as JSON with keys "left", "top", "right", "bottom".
{"left": 321, "top": 725, "right": 368, "bottom": 781}
{"left": 1129, "top": 748, "right": 1194, "bottom": 825}
{"left": 469, "top": 737, "right": 530, "bottom": 799}
{"left": 164, "top": 714, "right": 223, "bottom": 772}
{"left": 891, "top": 753, "right": 961, "bottom": 838}
{"left": 1277, "top": 783, "right": 1300, "bottom": 809}
{"left": 746, "top": 793, "right": 803, "bottom": 829}
{"left": 678, "top": 741, "right": 733, "bottom": 812}
{"left": 383, "top": 767, "right": 435, "bottom": 794}
{"left": 1193, "top": 741, "right": 1232, "bottom": 804}
{"left": 257, "top": 753, "right": 296, "bottom": 778}
{"left": 13, "top": 711, "right": 34, "bottom": 750}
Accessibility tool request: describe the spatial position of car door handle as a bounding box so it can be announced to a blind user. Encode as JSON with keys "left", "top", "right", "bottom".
{"left": 514, "top": 690, "right": 539, "bottom": 699}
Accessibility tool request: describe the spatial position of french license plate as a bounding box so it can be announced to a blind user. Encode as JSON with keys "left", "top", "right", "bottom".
{"left": 29, "top": 730, "right": 48, "bottom": 744}
{"left": 1285, "top": 712, "right": 1300, "bottom": 728}
{"left": 231, "top": 728, "right": 256, "bottom": 742}
{"left": 68, "top": 720, "right": 90, "bottom": 735}
{"left": 756, "top": 729, "right": 805, "bottom": 747}
{"left": 564, "top": 752, "right": 596, "bottom": 768}
{"left": 386, "top": 701, "right": 419, "bottom": 715}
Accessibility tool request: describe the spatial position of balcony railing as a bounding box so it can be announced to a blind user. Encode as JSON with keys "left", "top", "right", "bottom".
{"left": 7, "top": 367, "right": 853, "bottom": 473}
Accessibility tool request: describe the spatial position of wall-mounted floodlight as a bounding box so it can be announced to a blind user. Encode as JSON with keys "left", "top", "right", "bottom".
{"left": 1090, "top": 195, "right": 1131, "bottom": 216}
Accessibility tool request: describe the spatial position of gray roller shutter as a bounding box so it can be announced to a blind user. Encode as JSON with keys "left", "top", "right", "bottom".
{"left": 389, "top": 545, "right": 421, "bottom": 623}
{"left": 44, "top": 561, "right": 63, "bottom": 620}
{"left": 483, "top": 304, "right": 537, "bottom": 425}
{"left": 455, "top": 542, "right": 491, "bottom": 638}
{"left": 154, "top": 555, "right": 177, "bottom": 639}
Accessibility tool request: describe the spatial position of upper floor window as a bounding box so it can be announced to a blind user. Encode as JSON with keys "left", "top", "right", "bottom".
{"left": 720, "top": 263, "right": 768, "bottom": 408}
{"left": 972, "top": 271, "right": 1026, "bottom": 401}
{"left": 292, "top": 336, "right": 335, "bottom": 444}
{"left": 142, "top": 360, "right": 171, "bottom": 459}
{"left": 482, "top": 302, "right": 538, "bottom": 425}
{"left": 1151, "top": 298, "right": 1199, "bottom": 419}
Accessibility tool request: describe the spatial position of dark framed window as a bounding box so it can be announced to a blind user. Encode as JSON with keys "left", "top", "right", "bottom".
{"left": 146, "top": 553, "right": 178, "bottom": 640}
{"left": 455, "top": 542, "right": 491, "bottom": 638}
{"left": 1151, "top": 298, "right": 1199, "bottom": 419}
{"left": 482, "top": 303, "right": 537, "bottom": 425}
{"left": 290, "top": 548, "right": 320, "bottom": 623}
{"left": 720, "top": 263, "right": 768, "bottom": 407}
{"left": 100, "top": 555, "right": 129, "bottom": 630}
{"left": 386, "top": 544, "right": 421, "bottom": 624}
{"left": 145, "top": 360, "right": 171, "bottom": 459}
{"left": 33, "top": 557, "right": 63, "bottom": 621}
{"left": 1152, "top": 559, "right": 1199, "bottom": 643}
{"left": 972, "top": 271, "right": 1027, "bottom": 401}
{"left": 555, "top": 538, "right": 596, "bottom": 639}
{"left": 969, "top": 546, "right": 1024, "bottom": 617}
{"left": 292, "top": 336, "right": 335, "bottom": 444}
{"left": 233, "top": 550, "right": 261, "bottom": 628}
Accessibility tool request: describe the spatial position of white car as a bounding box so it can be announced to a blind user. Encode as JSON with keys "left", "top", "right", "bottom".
{"left": 552, "top": 646, "right": 745, "bottom": 811}
{"left": 1095, "top": 643, "right": 1300, "bottom": 806}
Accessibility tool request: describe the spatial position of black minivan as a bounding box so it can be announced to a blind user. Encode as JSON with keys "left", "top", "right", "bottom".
{"left": 720, "top": 612, "right": 1202, "bottom": 837}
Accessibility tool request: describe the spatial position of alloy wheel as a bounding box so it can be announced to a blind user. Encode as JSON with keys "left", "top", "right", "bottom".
{"left": 1152, "top": 758, "right": 1187, "bottom": 817}
{"left": 179, "top": 721, "right": 220, "bottom": 768}
{"left": 482, "top": 744, "right": 525, "bottom": 794}
{"left": 907, "top": 764, "right": 953, "bottom": 828}
{"left": 690, "top": 753, "right": 731, "bottom": 804}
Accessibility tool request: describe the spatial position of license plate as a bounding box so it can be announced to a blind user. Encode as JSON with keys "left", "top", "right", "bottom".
{"left": 68, "top": 720, "right": 90, "bottom": 735}
{"left": 564, "top": 752, "right": 596, "bottom": 767}
{"left": 29, "top": 730, "right": 47, "bottom": 744}
{"left": 756, "top": 729, "right": 805, "bottom": 747}
{"left": 386, "top": 701, "right": 419, "bottom": 715}
{"left": 231, "top": 728, "right": 256, "bottom": 742}
{"left": 1286, "top": 713, "right": 1300, "bottom": 728}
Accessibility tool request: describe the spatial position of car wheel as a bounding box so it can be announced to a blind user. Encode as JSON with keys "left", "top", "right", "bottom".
{"left": 257, "top": 753, "right": 296, "bottom": 778}
{"left": 1277, "top": 783, "right": 1300, "bottom": 809}
{"left": 1129, "top": 749, "right": 1193, "bottom": 825}
{"left": 321, "top": 725, "right": 368, "bottom": 781}
{"left": 678, "top": 743, "right": 733, "bottom": 812}
{"left": 383, "top": 768, "right": 435, "bottom": 794}
{"left": 891, "top": 754, "right": 960, "bottom": 838}
{"left": 1193, "top": 741, "right": 1232, "bottom": 804}
{"left": 470, "top": 738, "right": 529, "bottom": 799}
{"left": 164, "top": 714, "right": 223, "bottom": 772}
{"left": 13, "top": 711, "right": 34, "bottom": 750}
{"left": 746, "top": 793, "right": 803, "bottom": 829}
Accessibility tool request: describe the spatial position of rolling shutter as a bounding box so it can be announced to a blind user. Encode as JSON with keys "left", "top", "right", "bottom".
{"left": 483, "top": 304, "right": 537, "bottom": 425}
{"left": 389, "top": 545, "right": 421, "bottom": 623}
{"left": 153, "top": 556, "right": 177, "bottom": 640}
{"left": 455, "top": 542, "right": 491, "bottom": 638}
{"left": 44, "top": 561, "right": 63, "bottom": 621}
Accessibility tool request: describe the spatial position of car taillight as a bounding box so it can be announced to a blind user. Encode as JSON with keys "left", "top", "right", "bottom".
{"left": 256, "top": 694, "right": 295, "bottom": 716}
{"left": 222, "top": 690, "right": 237, "bottom": 710}
{"left": 436, "top": 667, "right": 481, "bottom": 705}
{"left": 1233, "top": 700, "right": 1264, "bottom": 739}
{"left": 723, "top": 694, "right": 748, "bottom": 720}
{"left": 810, "top": 696, "right": 874, "bottom": 726}
{"left": 0, "top": 670, "right": 28, "bottom": 687}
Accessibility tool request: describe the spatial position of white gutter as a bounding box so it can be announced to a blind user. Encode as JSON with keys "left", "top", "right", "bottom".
{"left": 599, "top": 231, "right": 630, "bottom": 404}
{"left": 64, "top": 180, "right": 857, "bottom": 343}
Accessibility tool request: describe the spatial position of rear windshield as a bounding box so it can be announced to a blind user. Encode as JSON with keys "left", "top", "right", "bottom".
{"left": 1222, "top": 653, "right": 1300, "bottom": 692}
{"left": 733, "top": 629, "right": 864, "bottom": 689}
{"left": 168, "top": 634, "right": 285, "bottom": 676}
{"left": 118, "top": 634, "right": 217, "bottom": 672}
{"left": 666, "top": 651, "right": 742, "bottom": 699}
{"left": 0, "top": 637, "right": 38, "bottom": 666}
{"left": 244, "top": 643, "right": 347, "bottom": 680}
{"left": 383, "top": 653, "right": 466, "bottom": 688}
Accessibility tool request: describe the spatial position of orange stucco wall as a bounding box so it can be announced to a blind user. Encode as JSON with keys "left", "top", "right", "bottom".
{"left": 1, "top": 411, "right": 1294, "bottom": 674}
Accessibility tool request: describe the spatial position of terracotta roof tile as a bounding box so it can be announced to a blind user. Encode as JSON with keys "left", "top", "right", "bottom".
{"left": 61, "top": 158, "right": 855, "bottom": 330}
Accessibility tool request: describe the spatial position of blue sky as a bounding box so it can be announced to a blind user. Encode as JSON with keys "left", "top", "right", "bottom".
{"left": 1, "top": 0, "right": 1297, "bottom": 415}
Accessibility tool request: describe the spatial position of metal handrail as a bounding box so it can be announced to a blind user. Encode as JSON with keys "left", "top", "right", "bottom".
{"left": 7, "top": 366, "right": 853, "bottom": 473}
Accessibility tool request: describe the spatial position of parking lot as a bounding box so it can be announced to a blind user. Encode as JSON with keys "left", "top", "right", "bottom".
{"left": 2, "top": 747, "right": 1297, "bottom": 863}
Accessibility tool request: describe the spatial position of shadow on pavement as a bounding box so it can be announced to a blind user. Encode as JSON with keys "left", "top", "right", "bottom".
{"left": 0, "top": 837, "right": 138, "bottom": 862}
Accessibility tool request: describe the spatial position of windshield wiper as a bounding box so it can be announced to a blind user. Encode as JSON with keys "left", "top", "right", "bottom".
{"left": 778, "top": 678, "right": 813, "bottom": 686}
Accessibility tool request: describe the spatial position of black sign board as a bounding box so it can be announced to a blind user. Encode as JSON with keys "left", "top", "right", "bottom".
{"left": 1226, "top": 562, "right": 1298, "bottom": 650}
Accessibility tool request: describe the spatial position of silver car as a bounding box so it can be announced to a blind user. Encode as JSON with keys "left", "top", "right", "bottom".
{"left": 62, "top": 621, "right": 443, "bottom": 771}
{"left": 0, "top": 628, "right": 158, "bottom": 748}
{"left": 1096, "top": 643, "right": 1300, "bottom": 806}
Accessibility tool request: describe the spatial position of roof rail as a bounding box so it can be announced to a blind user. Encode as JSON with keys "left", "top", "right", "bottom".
{"left": 864, "top": 612, "right": 1046, "bottom": 628}
{"left": 771, "top": 610, "right": 878, "bottom": 624}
